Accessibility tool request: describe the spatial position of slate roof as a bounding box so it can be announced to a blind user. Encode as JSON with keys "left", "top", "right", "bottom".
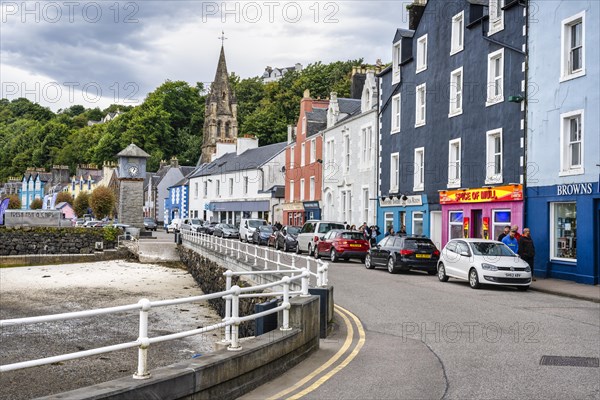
{"left": 338, "top": 98, "right": 362, "bottom": 115}
{"left": 393, "top": 28, "right": 415, "bottom": 43}
{"left": 116, "top": 143, "right": 151, "bottom": 158}
{"left": 189, "top": 142, "right": 286, "bottom": 178}
{"left": 305, "top": 108, "right": 328, "bottom": 137}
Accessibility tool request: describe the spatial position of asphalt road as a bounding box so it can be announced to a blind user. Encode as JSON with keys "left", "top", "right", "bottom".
{"left": 297, "top": 258, "right": 600, "bottom": 400}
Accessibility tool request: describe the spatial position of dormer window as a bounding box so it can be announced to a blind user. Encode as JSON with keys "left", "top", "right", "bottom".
{"left": 488, "top": 0, "right": 505, "bottom": 35}
{"left": 392, "top": 40, "right": 401, "bottom": 84}
{"left": 416, "top": 34, "right": 428, "bottom": 74}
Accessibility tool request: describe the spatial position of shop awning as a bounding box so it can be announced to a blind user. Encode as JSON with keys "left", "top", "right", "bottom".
{"left": 208, "top": 200, "right": 270, "bottom": 212}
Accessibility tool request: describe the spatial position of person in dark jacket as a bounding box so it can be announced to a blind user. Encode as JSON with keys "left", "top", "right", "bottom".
{"left": 518, "top": 228, "right": 536, "bottom": 281}
{"left": 497, "top": 225, "right": 510, "bottom": 241}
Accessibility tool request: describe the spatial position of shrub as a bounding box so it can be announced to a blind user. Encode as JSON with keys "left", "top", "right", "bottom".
{"left": 7, "top": 195, "right": 21, "bottom": 209}
{"left": 90, "top": 186, "right": 115, "bottom": 220}
{"left": 74, "top": 192, "right": 90, "bottom": 217}
{"left": 55, "top": 191, "right": 74, "bottom": 206}
{"left": 29, "top": 198, "right": 43, "bottom": 209}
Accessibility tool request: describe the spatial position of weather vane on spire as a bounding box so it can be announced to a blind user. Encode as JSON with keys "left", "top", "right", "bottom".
{"left": 219, "top": 31, "right": 227, "bottom": 46}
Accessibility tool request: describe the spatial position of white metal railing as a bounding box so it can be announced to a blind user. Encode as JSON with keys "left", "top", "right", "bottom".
{"left": 1, "top": 268, "right": 311, "bottom": 377}
{"left": 179, "top": 229, "right": 329, "bottom": 287}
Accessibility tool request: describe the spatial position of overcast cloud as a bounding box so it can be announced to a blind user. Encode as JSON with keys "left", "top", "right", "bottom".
{"left": 0, "top": 1, "right": 408, "bottom": 110}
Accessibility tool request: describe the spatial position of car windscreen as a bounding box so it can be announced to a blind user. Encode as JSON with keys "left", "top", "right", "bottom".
{"left": 260, "top": 226, "right": 274, "bottom": 233}
{"left": 404, "top": 239, "right": 436, "bottom": 250}
{"left": 470, "top": 242, "right": 515, "bottom": 256}
{"left": 318, "top": 223, "right": 345, "bottom": 233}
{"left": 222, "top": 224, "right": 235, "bottom": 229}
{"left": 144, "top": 218, "right": 154, "bottom": 222}
{"left": 340, "top": 232, "right": 365, "bottom": 240}
{"left": 286, "top": 227, "right": 300, "bottom": 235}
{"left": 191, "top": 219, "right": 202, "bottom": 224}
{"left": 249, "top": 220, "right": 266, "bottom": 228}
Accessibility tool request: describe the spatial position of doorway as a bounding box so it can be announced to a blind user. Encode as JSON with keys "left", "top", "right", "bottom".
{"left": 472, "top": 210, "right": 483, "bottom": 239}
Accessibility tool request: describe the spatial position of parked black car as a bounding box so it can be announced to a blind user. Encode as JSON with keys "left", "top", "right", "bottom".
{"left": 198, "top": 221, "right": 217, "bottom": 234}
{"left": 143, "top": 217, "right": 157, "bottom": 231}
{"left": 213, "top": 223, "right": 240, "bottom": 238}
{"left": 365, "top": 235, "right": 440, "bottom": 274}
{"left": 251, "top": 225, "right": 274, "bottom": 245}
{"left": 271, "top": 226, "right": 301, "bottom": 252}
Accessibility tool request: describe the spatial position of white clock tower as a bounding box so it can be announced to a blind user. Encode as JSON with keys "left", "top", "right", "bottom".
{"left": 116, "top": 143, "right": 150, "bottom": 229}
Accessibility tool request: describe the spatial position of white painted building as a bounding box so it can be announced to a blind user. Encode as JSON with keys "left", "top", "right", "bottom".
{"left": 322, "top": 70, "right": 379, "bottom": 227}
{"left": 188, "top": 138, "right": 287, "bottom": 225}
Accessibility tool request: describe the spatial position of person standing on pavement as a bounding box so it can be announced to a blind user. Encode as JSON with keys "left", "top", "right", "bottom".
{"left": 518, "top": 228, "right": 536, "bottom": 281}
{"left": 502, "top": 229, "right": 519, "bottom": 254}
{"left": 511, "top": 225, "right": 522, "bottom": 241}
{"left": 497, "top": 225, "right": 510, "bottom": 241}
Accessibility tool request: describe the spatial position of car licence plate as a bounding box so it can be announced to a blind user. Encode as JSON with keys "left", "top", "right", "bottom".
{"left": 415, "top": 254, "right": 431, "bottom": 258}
{"left": 505, "top": 273, "right": 521, "bottom": 277}
{"left": 350, "top": 244, "right": 361, "bottom": 247}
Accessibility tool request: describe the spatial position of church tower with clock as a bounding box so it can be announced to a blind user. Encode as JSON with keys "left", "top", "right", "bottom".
{"left": 200, "top": 42, "right": 238, "bottom": 164}
{"left": 116, "top": 143, "right": 150, "bottom": 229}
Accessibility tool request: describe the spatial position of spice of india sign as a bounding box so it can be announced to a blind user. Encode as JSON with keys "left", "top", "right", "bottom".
{"left": 440, "top": 185, "right": 523, "bottom": 205}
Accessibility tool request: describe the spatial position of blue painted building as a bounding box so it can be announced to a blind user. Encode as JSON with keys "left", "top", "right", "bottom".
{"left": 164, "top": 175, "right": 192, "bottom": 226}
{"left": 526, "top": 1, "right": 599, "bottom": 284}
{"left": 21, "top": 170, "right": 51, "bottom": 209}
{"left": 377, "top": 0, "right": 526, "bottom": 249}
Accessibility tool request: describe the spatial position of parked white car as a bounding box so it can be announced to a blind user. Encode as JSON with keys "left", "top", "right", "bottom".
{"left": 296, "top": 220, "right": 345, "bottom": 256}
{"left": 437, "top": 239, "right": 532, "bottom": 290}
{"left": 167, "top": 218, "right": 182, "bottom": 233}
{"left": 239, "top": 218, "right": 267, "bottom": 242}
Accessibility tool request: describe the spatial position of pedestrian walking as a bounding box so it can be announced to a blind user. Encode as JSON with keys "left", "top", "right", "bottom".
{"left": 518, "top": 228, "right": 536, "bottom": 281}
{"left": 497, "top": 225, "right": 510, "bottom": 241}
{"left": 370, "top": 225, "right": 380, "bottom": 247}
{"left": 502, "top": 228, "right": 519, "bottom": 254}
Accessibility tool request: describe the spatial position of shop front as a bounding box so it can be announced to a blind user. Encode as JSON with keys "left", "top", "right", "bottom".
{"left": 440, "top": 185, "right": 524, "bottom": 246}
{"left": 209, "top": 200, "right": 270, "bottom": 225}
{"left": 282, "top": 202, "right": 304, "bottom": 227}
{"left": 377, "top": 195, "right": 429, "bottom": 237}
{"left": 526, "top": 182, "right": 599, "bottom": 284}
{"left": 303, "top": 201, "right": 321, "bottom": 221}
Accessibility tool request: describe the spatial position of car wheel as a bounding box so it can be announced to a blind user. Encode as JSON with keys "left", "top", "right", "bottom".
{"left": 296, "top": 245, "right": 302, "bottom": 255}
{"left": 308, "top": 244, "right": 314, "bottom": 256}
{"left": 275, "top": 240, "right": 279, "bottom": 250}
{"left": 469, "top": 268, "right": 481, "bottom": 289}
{"left": 365, "top": 254, "right": 374, "bottom": 269}
{"left": 283, "top": 242, "right": 289, "bottom": 252}
{"left": 330, "top": 249, "right": 338, "bottom": 263}
{"left": 314, "top": 248, "right": 320, "bottom": 259}
{"left": 437, "top": 263, "right": 449, "bottom": 282}
{"left": 387, "top": 257, "right": 397, "bottom": 274}
{"left": 516, "top": 285, "right": 529, "bottom": 291}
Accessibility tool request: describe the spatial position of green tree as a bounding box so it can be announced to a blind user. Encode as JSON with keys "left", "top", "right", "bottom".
{"left": 73, "top": 191, "right": 90, "bottom": 217}
{"left": 7, "top": 195, "right": 21, "bottom": 209}
{"left": 90, "top": 186, "right": 115, "bottom": 219}
{"left": 29, "top": 198, "right": 43, "bottom": 209}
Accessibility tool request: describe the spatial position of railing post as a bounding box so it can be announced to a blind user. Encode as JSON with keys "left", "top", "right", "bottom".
{"left": 133, "top": 299, "right": 151, "bottom": 380}
{"left": 276, "top": 251, "right": 281, "bottom": 271}
{"left": 316, "top": 261, "right": 323, "bottom": 287}
{"left": 245, "top": 243, "right": 249, "bottom": 262}
{"left": 291, "top": 254, "right": 296, "bottom": 269}
{"left": 281, "top": 277, "right": 292, "bottom": 331}
{"left": 301, "top": 268, "right": 310, "bottom": 296}
{"left": 228, "top": 285, "right": 242, "bottom": 351}
{"left": 264, "top": 247, "right": 268, "bottom": 270}
{"left": 230, "top": 239, "right": 234, "bottom": 257}
{"left": 223, "top": 271, "right": 233, "bottom": 342}
{"left": 254, "top": 246, "right": 258, "bottom": 266}
{"left": 236, "top": 241, "right": 240, "bottom": 259}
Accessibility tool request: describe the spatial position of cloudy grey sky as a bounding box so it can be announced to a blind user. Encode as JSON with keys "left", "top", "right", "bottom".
{"left": 1, "top": 1, "right": 409, "bottom": 110}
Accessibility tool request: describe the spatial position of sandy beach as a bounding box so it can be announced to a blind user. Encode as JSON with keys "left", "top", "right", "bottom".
{"left": 0, "top": 260, "right": 222, "bottom": 399}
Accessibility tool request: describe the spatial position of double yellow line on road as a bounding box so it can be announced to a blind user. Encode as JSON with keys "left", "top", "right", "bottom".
{"left": 267, "top": 304, "right": 366, "bottom": 400}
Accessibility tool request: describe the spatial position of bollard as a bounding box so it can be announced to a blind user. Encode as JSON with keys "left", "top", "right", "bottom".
{"left": 133, "top": 299, "right": 151, "bottom": 379}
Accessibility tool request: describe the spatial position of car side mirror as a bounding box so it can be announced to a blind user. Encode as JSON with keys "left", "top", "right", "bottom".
{"left": 460, "top": 251, "right": 470, "bottom": 257}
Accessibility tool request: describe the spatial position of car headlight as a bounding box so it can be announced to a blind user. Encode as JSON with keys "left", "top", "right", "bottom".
{"left": 481, "top": 263, "right": 498, "bottom": 271}
{"left": 525, "top": 265, "right": 531, "bottom": 272}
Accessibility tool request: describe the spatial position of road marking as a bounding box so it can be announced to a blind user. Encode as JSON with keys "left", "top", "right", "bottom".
{"left": 266, "top": 306, "right": 355, "bottom": 400}
{"left": 288, "top": 305, "right": 366, "bottom": 399}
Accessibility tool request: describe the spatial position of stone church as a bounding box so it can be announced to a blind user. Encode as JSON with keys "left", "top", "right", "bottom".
{"left": 200, "top": 45, "right": 238, "bottom": 164}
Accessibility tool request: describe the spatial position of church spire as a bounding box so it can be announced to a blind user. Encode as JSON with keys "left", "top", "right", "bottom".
{"left": 200, "top": 41, "right": 238, "bottom": 164}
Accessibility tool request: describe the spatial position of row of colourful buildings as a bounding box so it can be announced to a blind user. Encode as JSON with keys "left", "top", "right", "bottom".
{"left": 166, "top": 0, "right": 598, "bottom": 285}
